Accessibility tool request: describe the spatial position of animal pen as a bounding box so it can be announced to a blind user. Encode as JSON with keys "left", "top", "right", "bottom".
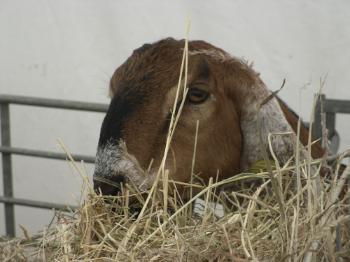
{"left": 0, "top": 93, "right": 350, "bottom": 260}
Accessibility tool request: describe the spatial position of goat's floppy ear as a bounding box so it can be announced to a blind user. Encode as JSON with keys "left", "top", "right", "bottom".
{"left": 225, "top": 67, "right": 297, "bottom": 170}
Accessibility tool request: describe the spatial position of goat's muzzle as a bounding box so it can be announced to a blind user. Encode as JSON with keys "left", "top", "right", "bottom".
{"left": 93, "top": 174, "right": 125, "bottom": 196}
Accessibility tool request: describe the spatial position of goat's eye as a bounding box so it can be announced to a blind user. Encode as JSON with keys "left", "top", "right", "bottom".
{"left": 187, "top": 88, "right": 209, "bottom": 104}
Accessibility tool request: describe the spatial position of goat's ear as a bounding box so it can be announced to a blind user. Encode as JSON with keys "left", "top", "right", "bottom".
{"left": 226, "top": 72, "right": 296, "bottom": 170}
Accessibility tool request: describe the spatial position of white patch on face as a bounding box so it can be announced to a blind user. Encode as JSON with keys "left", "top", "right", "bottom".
{"left": 94, "top": 141, "right": 156, "bottom": 191}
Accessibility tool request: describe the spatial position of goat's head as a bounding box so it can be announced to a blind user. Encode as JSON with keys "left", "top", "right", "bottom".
{"left": 93, "top": 38, "right": 297, "bottom": 196}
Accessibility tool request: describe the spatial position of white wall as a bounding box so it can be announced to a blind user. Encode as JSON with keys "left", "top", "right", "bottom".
{"left": 1, "top": 0, "right": 349, "bottom": 236}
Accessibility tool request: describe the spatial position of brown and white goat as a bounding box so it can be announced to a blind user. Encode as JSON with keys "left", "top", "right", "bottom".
{"left": 93, "top": 38, "right": 323, "bottom": 195}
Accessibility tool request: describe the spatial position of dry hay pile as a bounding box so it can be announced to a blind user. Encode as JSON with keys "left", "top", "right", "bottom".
{"left": 1, "top": 35, "right": 350, "bottom": 262}
{"left": 1, "top": 151, "right": 349, "bottom": 261}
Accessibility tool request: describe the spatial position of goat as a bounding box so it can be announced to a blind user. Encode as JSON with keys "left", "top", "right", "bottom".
{"left": 93, "top": 38, "right": 324, "bottom": 196}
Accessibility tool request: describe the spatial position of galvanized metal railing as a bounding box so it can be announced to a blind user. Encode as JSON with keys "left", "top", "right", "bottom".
{"left": 314, "top": 94, "right": 350, "bottom": 149}
{"left": 1, "top": 94, "right": 349, "bottom": 238}
{"left": 0, "top": 94, "right": 108, "bottom": 236}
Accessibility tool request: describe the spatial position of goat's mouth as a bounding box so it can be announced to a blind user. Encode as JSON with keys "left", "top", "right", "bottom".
{"left": 94, "top": 140, "right": 157, "bottom": 194}
{"left": 93, "top": 174, "right": 125, "bottom": 196}
{"left": 93, "top": 175, "right": 146, "bottom": 218}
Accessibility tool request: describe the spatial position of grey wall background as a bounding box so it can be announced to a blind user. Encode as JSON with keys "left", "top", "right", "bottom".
{"left": 1, "top": 0, "right": 349, "bottom": 236}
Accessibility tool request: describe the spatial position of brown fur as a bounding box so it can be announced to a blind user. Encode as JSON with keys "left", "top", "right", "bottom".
{"left": 278, "top": 99, "right": 325, "bottom": 158}
{"left": 97, "top": 38, "right": 324, "bottom": 191}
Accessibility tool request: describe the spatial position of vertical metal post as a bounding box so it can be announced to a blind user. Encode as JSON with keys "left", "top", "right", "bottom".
{"left": 313, "top": 94, "right": 325, "bottom": 143}
{"left": 325, "top": 112, "right": 336, "bottom": 138}
{"left": 0, "top": 102, "right": 15, "bottom": 236}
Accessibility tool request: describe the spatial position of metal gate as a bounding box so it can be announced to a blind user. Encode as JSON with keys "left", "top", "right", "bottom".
{"left": 0, "top": 94, "right": 108, "bottom": 236}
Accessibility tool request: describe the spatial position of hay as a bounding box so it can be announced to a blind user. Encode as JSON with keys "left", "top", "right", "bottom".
{"left": 0, "top": 154, "right": 349, "bottom": 261}
{"left": 1, "top": 29, "right": 349, "bottom": 261}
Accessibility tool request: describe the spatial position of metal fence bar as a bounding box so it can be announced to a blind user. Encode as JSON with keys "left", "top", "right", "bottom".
{"left": 0, "top": 94, "right": 109, "bottom": 112}
{"left": 0, "top": 146, "right": 95, "bottom": 163}
{"left": 0, "top": 102, "right": 15, "bottom": 236}
{"left": 314, "top": 95, "right": 350, "bottom": 147}
{"left": 326, "top": 112, "right": 336, "bottom": 138}
{"left": 313, "top": 95, "right": 323, "bottom": 142}
{"left": 325, "top": 99, "right": 350, "bottom": 114}
{"left": 0, "top": 94, "right": 109, "bottom": 237}
{"left": 313, "top": 95, "right": 340, "bottom": 146}
{"left": 0, "top": 196, "right": 77, "bottom": 211}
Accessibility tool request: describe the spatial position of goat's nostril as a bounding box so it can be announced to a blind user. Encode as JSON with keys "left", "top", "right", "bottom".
{"left": 93, "top": 175, "right": 125, "bottom": 196}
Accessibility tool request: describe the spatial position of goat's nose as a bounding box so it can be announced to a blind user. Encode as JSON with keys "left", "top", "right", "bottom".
{"left": 93, "top": 175, "right": 125, "bottom": 196}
